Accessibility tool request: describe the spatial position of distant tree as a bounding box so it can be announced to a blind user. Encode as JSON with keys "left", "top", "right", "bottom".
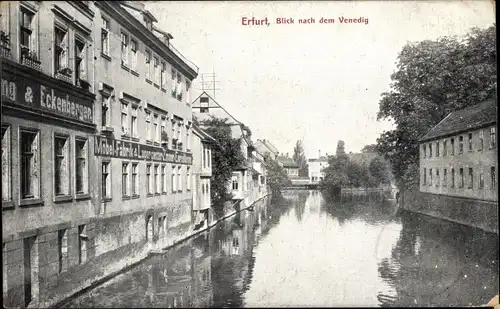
{"left": 264, "top": 153, "right": 291, "bottom": 197}
{"left": 361, "top": 144, "right": 378, "bottom": 153}
{"left": 293, "top": 140, "right": 309, "bottom": 177}
{"left": 336, "top": 140, "right": 346, "bottom": 157}
{"left": 376, "top": 25, "right": 496, "bottom": 189}
{"left": 369, "top": 156, "right": 391, "bottom": 186}
{"left": 199, "top": 116, "right": 245, "bottom": 215}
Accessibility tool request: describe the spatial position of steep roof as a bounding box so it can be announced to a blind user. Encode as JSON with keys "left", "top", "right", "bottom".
{"left": 419, "top": 99, "right": 497, "bottom": 142}
{"left": 192, "top": 124, "right": 216, "bottom": 143}
{"left": 191, "top": 91, "right": 242, "bottom": 125}
{"left": 261, "top": 140, "right": 279, "bottom": 154}
{"left": 277, "top": 156, "right": 299, "bottom": 168}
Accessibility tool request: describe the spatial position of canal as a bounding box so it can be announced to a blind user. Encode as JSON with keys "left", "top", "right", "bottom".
{"left": 60, "top": 190, "right": 499, "bottom": 307}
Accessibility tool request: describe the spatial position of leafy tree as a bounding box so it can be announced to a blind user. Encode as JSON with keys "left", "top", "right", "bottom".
{"left": 263, "top": 153, "right": 291, "bottom": 197}
{"left": 369, "top": 156, "right": 391, "bottom": 185}
{"left": 361, "top": 144, "right": 378, "bottom": 153}
{"left": 292, "top": 140, "right": 309, "bottom": 177}
{"left": 199, "top": 116, "right": 245, "bottom": 215}
{"left": 336, "top": 140, "right": 346, "bottom": 156}
{"left": 376, "top": 25, "right": 496, "bottom": 189}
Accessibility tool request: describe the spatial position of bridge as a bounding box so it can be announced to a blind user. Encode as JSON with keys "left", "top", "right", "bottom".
{"left": 282, "top": 177, "right": 321, "bottom": 190}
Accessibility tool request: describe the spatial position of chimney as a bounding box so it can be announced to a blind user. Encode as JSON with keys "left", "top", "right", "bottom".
{"left": 318, "top": 150, "right": 321, "bottom": 158}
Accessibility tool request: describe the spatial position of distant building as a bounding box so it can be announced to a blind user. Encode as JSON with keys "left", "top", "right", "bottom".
{"left": 277, "top": 155, "right": 299, "bottom": 178}
{"left": 308, "top": 151, "right": 329, "bottom": 182}
{"left": 419, "top": 100, "right": 497, "bottom": 202}
{"left": 254, "top": 139, "right": 280, "bottom": 161}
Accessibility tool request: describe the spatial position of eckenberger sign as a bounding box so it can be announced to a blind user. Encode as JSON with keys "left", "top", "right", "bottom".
{"left": 94, "top": 136, "right": 193, "bottom": 165}
{"left": 1, "top": 67, "right": 93, "bottom": 124}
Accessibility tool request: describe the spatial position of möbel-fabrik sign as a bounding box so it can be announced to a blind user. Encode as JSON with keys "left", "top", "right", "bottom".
{"left": 94, "top": 136, "right": 193, "bottom": 165}
{"left": 1, "top": 68, "right": 93, "bottom": 124}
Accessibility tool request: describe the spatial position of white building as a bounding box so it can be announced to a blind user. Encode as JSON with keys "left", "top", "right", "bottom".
{"left": 308, "top": 153, "right": 329, "bottom": 183}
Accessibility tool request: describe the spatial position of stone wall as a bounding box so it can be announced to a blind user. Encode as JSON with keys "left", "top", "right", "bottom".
{"left": 401, "top": 188, "right": 498, "bottom": 234}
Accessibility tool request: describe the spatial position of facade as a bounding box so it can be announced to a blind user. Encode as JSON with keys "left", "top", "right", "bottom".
{"left": 192, "top": 124, "right": 215, "bottom": 229}
{"left": 419, "top": 100, "right": 497, "bottom": 202}
{"left": 277, "top": 155, "right": 299, "bottom": 178}
{"left": 1, "top": 1, "right": 200, "bottom": 308}
{"left": 308, "top": 156, "right": 329, "bottom": 182}
{"left": 1, "top": 2, "right": 98, "bottom": 308}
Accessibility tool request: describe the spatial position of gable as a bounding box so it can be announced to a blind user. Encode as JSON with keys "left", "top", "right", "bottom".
{"left": 192, "top": 91, "right": 241, "bottom": 125}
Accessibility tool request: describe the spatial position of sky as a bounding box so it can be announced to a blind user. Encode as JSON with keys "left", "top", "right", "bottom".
{"left": 145, "top": 1, "right": 495, "bottom": 158}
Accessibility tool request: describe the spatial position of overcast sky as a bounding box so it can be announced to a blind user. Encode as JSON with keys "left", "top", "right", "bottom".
{"left": 146, "top": 1, "right": 495, "bottom": 158}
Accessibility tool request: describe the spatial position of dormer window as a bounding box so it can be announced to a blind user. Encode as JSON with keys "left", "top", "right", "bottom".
{"left": 145, "top": 20, "right": 152, "bottom": 31}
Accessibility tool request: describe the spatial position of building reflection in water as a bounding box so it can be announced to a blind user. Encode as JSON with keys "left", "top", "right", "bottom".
{"left": 376, "top": 212, "right": 499, "bottom": 307}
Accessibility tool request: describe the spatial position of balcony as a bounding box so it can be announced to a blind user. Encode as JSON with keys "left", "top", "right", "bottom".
{"left": 0, "top": 45, "right": 11, "bottom": 59}
{"left": 20, "top": 47, "right": 41, "bottom": 71}
{"left": 55, "top": 68, "right": 73, "bottom": 84}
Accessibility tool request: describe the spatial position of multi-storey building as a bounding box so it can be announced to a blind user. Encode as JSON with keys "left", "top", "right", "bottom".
{"left": 1, "top": 2, "right": 98, "bottom": 307}
{"left": 277, "top": 155, "right": 299, "bottom": 178}
{"left": 254, "top": 139, "right": 280, "bottom": 161}
{"left": 192, "top": 124, "right": 215, "bottom": 229}
{"left": 308, "top": 152, "right": 329, "bottom": 183}
{"left": 419, "top": 100, "right": 497, "bottom": 202}
{"left": 1, "top": 1, "right": 199, "bottom": 307}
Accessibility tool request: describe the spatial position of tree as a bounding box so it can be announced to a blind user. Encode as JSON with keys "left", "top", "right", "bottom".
{"left": 369, "top": 156, "right": 391, "bottom": 186}
{"left": 199, "top": 116, "right": 245, "bottom": 215}
{"left": 263, "top": 153, "right": 291, "bottom": 197}
{"left": 376, "top": 24, "right": 496, "bottom": 189}
{"left": 336, "top": 140, "right": 346, "bottom": 157}
{"left": 292, "top": 140, "right": 309, "bottom": 177}
{"left": 361, "top": 144, "right": 378, "bottom": 153}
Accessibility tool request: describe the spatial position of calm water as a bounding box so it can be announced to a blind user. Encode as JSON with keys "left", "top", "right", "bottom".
{"left": 61, "top": 190, "right": 499, "bottom": 307}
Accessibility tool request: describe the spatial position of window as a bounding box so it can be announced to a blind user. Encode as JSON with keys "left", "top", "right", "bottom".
{"left": 101, "top": 17, "right": 110, "bottom": 56}
{"left": 161, "top": 62, "right": 166, "bottom": 89}
{"left": 479, "top": 171, "right": 484, "bottom": 189}
{"left": 75, "top": 139, "right": 88, "bottom": 194}
{"left": 479, "top": 130, "right": 484, "bottom": 151}
{"left": 131, "top": 106, "right": 138, "bottom": 138}
{"left": 459, "top": 168, "right": 464, "bottom": 188}
{"left": 163, "top": 165, "right": 167, "bottom": 193}
{"left": 468, "top": 168, "right": 473, "bottom": 189}
{"left": 146, "top": 112, "right": 151, "bottom": 141}
{"left": 172, "top": 166, "right": 176, "bottom": 192}
{"left": 161, "top": 119, "right": 166, "bottom": 142}
{"left": 54, "top": 136, "right": 69, "bottom": 196}
{"left": 451, "top": 168, "right": 455, "bottom": 188}
{"left": 131, "top": 39, "right": 138, "bottom": 70}
{"left": 423, "top": 168, "right": 426, "bottom": 185}
{"left": 177, "top": 166, "right": 182, "bottom": 192}
{"left": 171, "top": 69, "right": 176, "bottom": 97}
{"left": 101, "top": 94, "right": 110, "bottom": 127}
{"left": 101, "top": 162, "right": 111, "bottom": 200}
{"left": 161, "top": 165, "right": 165, "bottom": 193}
{"left": 187, "top": 167, "right": 191, "bottom": 191}
{"left": 58, "top": 229, "right": 68, "bottom": 273}
{"left": 443, "top": 140, "right": 447, "bottom": 156}
{"left": 468, "top": 133, "right": 473, "bottom": 151}
{"left": 2, "top": 126, "right": 11, "bottom": 203}
{"left": 490, "top": 127, "right": 496, "bottom": 148}
{"left": 208, "top": 148, "right": 212, "bottom": 168}
{"left": 54, "top": 26, "right": 68, "bottom": 72}
{"left": 121, "top": 103, "right": 129, "bottom": 136}
{"left": 443, "top": 169, "right": 447, "bottom": 187}
{"left": 121, "top": 32, "right": 129, "bottom": 65}
{"left": 423, "top": 145, "right": 426, "bottom": 158}
{"left": 176, "top": 73, "right": 182, "bottom": 101}
{"left": 122, "top": 163, "right": 129, "bottom": 197}
{"left": 75, "top": 38, "right": 86, "bottom": 83}
{"left": 436, "top": 169, "right": 440, "bottom": 187}
{"left": 145, "top": 50, "right": 151, "bottom": 80}
{"left": 429, "top": 168, "right": 432, "bottom": 186}
{"left": 20, "top": 9, "right": 34, "bottom": 56}
{"left": 450, "top": 138, "right": 455, "bottom": 155}
{"left": 232, "top": 175, "right": 239, "bottom": 190}
{"left": 459, "top": 136, "right": 464, "bottom": 154}
{"left": 200, "top": 97, "right": 209, "bottom": 113}
{"left": 155, "top": 164, "right": 160, "bottom": 194}
{"left": 154, "top": 57, "right": 160, "bottom": 85}
{"left": 146, "top": 164, "right": 152, "bottom": 194}
{"left": 436, "top": 141, "right": 440, "bottom": 157}
{"left": 78, "top": 225, "right": 87, "bottom": 264}
{"left": 154, "top": 115, "right": 159, "bottom": 143}
{"left": 186, "top": 80, "right": 191, "bottom": 104}
{"left": 429, "top": 143, "right": 432, "bottom": 157}
{"left": 132, "top": 163, "right": 138, "bottom": 196}
{"left": 186, "top": 128, "right": 190, "bottom": 151}
{"left": 491, "top": 167, "right": 496, "bottom": 189}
